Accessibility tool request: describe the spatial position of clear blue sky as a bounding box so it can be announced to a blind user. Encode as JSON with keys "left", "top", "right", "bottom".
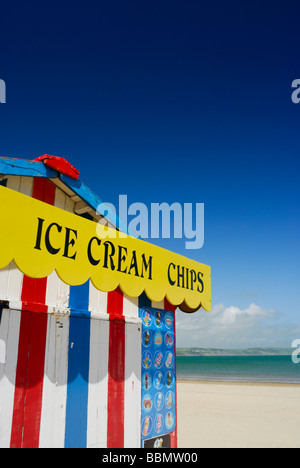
{"left": 1, "top": 0, "right": 299, "bottom": 347}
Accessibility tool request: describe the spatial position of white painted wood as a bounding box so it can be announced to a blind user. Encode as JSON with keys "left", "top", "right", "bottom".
{"left": 46, "top": 271, "right": 70, "bottom": 310}
{"left": 6, "top": 176, "right": 21, "bottom": 192}
{"left": 123, "top": 294, "right": 139, "bottom": 320}
{"left": 45, "top": 187, "right": 71, "bottom": 311}
{"left": 54, "top": 184, "right": 75, "bottom": 214}
{"left": 54, "top": 186, "right": 67, "bottom": 210}
{"left": 0, "top": 261, "right": 23, "bottom": 303}
{"left": 19, "top": 176, "right": 33, "bottom": 197}
{"left": 0, "top": 265, "right": 9, "bottom": 300}
{"left": 0, "top": 309, "right": 21, "bottom": 448}
{"left": 87, "top": 319, "right": 109, "bottom": 448}
{"left": 6, "top": 261, "right": 23, "bottom": 303}
{"left": 124, "top": 322, "right": 141, "bottom": 448}
{"left": 39, "top": 314, "right": 69, "bottom": 448}
{"left": 65, "top": 195, "right": 75, "bottom": 214}
{"left": 89, "top": 282, "right": 99, "bottom": 315}
{"left": 89, "top": 283, "right": 108, "bottom": 318}
{"left": 5, "top": 175, "right": 33, "bottom": 197}
{"left": 52, "top": 177, "right": 76, "bottom": 198}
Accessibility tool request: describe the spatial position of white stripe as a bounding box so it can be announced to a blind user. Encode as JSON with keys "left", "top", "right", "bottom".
{"left": 6, "top": 262, "right": 23, "bottom": 302}
{"left": 124, "top": 321, "right": 142, "bottom": 448}
{"left": 53, "top": 185, "right": 67, "bottom": 210}
{"left": 89, "top": 282, "right": 108, "bottom": 318}
{"left": 19, "top": 176, "right": 33, "bottom": 197}
{"left": 39, "top": 314, "right": 69, "bottom": 448}
{"left": 0, "top": 261, "right": 23, "bottom": 303}
{"left": 0, "top": 309, "right": 21, "bottom": 448}
{"left": 65, "top": 195, "right": 75, "bottom": 214}
{"left": 53, "top": 184, "right": 75, "bottom": 215}
{"left": 87, "top": 318, "right": 109, "bottom": 448}
{"left": 5, "top": 175, "right": 33, "bottom": 197}
{"left": 45, "top": 186, "right": 71, "bottom": 312}
{"left": 0, "top": 264, "right": 10, "bottom": 301}
{"left": 123, "top": 294, "right": 139, "bottom": 319}
{"left": 46, "top": 271, "right": 70, "bottom": 311}
{"left": 6, "top": 176, "right": 21, "bottom": 192}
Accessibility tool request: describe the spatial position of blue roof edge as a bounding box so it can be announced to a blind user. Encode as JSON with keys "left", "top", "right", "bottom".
{"left": 0, "top": 157, "right": 58, "bottom": 178}
{"left": 0, "top": 157, "right": 139, "bottom": 239}
{"left": 59, "top": 173, "right": 140, "bottom": 239}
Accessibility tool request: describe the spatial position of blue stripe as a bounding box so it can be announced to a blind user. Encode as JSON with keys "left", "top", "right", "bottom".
{"left": 65, "top": 281, "right": 91, "bottom": 448}
{"left": 68, "top": 280, "right": 90, "bottom": 317}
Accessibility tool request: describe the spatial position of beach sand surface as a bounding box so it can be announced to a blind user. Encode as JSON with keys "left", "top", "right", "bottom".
{"left": 177, "top": 380, "right": 300, "bottom": 448}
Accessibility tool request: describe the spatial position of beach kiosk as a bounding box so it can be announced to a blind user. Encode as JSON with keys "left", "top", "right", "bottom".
{"left": 0, "top": 155, "right": 211, "bottom": 448}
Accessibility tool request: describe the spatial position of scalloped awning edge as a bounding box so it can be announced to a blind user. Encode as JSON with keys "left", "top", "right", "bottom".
{"left": 0, "top": 186, "right": 211, "bottom": 313}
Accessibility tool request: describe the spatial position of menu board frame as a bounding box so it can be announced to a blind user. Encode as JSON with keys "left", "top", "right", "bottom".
{"left": 140, "top": 306, "right": 176, "bottom": 447}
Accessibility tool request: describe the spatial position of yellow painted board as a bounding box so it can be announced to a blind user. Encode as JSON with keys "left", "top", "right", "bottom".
{"left": 0, "top": 186, "right": 211, "bottom": 312}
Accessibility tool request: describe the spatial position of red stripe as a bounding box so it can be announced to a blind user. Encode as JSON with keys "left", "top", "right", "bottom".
{"left": 9, "top": 312, "right": 31, "bottom": 448}
{"left": 10, "top": 178, "right": 55, "bottom": 448}
{"left": 107, "top": 286, "right": 124, "bottom": 320}
{"left": 107, "top": 288, "right": 125, "bottom": 448}
{"left": 164, "top": 299, "right": 177, "bottom": 449}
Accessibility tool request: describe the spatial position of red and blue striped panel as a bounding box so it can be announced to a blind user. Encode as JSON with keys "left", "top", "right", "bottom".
{"left": 0, "top": 177, "right": 177, "bottom": 448}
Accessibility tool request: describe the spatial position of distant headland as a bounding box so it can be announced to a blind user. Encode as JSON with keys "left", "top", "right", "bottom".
{"left": 176, "top": 347, "right": 292, "bottom": 356}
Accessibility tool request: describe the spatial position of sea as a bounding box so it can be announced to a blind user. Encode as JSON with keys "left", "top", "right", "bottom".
{"left": 176, "top": 355, "right": 300, "bottom": 384}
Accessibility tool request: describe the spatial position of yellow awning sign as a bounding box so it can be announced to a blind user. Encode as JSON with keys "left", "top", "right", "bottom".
{"left": 0, "top": 186, "right": 211, "bottom": 312}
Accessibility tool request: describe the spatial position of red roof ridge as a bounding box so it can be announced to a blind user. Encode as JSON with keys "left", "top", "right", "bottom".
{"left": 34, "top": 154, "right": 80, "bottom": 180}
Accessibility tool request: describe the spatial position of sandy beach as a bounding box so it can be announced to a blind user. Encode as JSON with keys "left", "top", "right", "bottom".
{"left": 177, "top": 380, "right": 300, "bottom": 448}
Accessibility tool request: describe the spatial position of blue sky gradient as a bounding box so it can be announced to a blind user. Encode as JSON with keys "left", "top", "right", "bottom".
{"left": 1, "top": 0, "right": 299, "bottom": 347}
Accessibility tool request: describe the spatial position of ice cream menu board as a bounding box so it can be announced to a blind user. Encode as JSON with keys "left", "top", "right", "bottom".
{"left": 140, "top": 307, "right": 176, "bottom": 447}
